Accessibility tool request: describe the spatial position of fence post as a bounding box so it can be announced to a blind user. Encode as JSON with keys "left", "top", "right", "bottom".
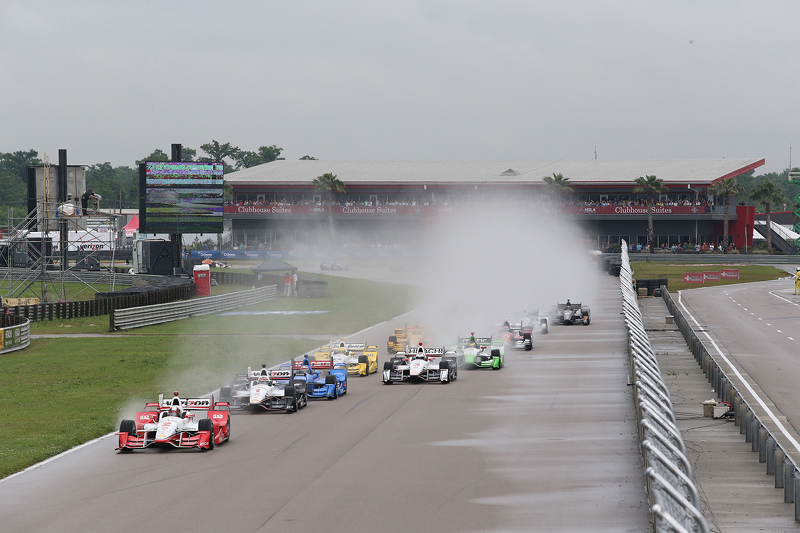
{"left": 109, "top": 305, "right": 115, "bottom": 332}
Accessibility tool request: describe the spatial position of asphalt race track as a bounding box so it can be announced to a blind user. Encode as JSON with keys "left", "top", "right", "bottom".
{"left": 0, "top": 272, "right": 651, "bottom": 532}
{"left": 679, "top": 277, "right": 800, "bottom": 440}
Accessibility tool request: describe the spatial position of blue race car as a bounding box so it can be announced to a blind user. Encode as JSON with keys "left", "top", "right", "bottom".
{"left": 293, "top": 356, "right": 348, "bottom": 399}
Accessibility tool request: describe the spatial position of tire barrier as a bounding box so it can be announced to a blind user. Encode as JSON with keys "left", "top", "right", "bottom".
{"left": 619, "top": 240, "right": 710, "bottom": 533}
{"left": 662, "top": 275, "right": 800, "bottom": 522}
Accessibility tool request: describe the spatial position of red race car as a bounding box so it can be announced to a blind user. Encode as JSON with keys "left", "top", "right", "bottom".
{"left": 117, "top": 391, "right": 230, "bottom": 451}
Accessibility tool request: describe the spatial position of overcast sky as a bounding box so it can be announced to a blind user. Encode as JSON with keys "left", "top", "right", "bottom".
{"left": 1, "top": 1, "right": 798, "bottom": 174}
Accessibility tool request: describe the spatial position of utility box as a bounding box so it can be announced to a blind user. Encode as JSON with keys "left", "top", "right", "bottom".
{"left": 193, "top": 264, "right": 211, "bottom": 296}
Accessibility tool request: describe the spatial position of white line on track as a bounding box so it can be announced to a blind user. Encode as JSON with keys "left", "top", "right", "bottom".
{"left": 0, "top": 433, "right": 116, "bottom": 484}
{"left": 724, "top": 289, "right": 798, "bottom": 345}
{"left": 678, "top": 290, "right": 800, "bottom": 454}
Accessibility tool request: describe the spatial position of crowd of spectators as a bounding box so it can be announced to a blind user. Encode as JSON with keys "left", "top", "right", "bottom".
{"left": 225, "top": 195, "right": 714, "bottom": 209}
{"left": 603, "top": 240, "right": 737, "bottom": 253}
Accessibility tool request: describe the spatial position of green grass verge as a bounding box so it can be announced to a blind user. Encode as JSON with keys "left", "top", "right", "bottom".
{"left": 631, "top": 263, "right": 789, "bottom": 292}
{"left": 1, "top": 274, "right": 421, "bottom": 478}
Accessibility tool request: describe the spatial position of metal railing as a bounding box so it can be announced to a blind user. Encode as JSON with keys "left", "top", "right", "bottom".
{"left": 662, "top": 285, "right": 800, "bottom": 521}
{"left": 619, "top": 239, "right": 709, "bottom": 533}
{"left": 111, "top": 285, "right": 277, "bottom": 330}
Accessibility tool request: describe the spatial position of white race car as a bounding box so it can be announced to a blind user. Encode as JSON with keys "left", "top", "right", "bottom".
{"left": 219, "top": 364, "right": 308, "bottom": 413}
{"left": 382, "top": 344, "right": 458, "bottom": 384}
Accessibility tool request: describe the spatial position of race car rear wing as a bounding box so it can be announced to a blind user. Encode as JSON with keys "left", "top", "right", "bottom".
{"left": 423, "top": 347, "right": 445, "bottom": 358}
{"left": 157, "top": 394, "right": 215, "bottom": 411}
{"left": 292, "top": 358, "right": 333, "bottom": 370}
{"left": 457, "top": 336, "right": 492, "bottom": 345}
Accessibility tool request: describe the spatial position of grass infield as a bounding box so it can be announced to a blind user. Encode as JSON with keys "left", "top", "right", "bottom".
{"left": 630, "top": 263, "right": 789, "bottom": 292}
{"left": 0, "top": 273, "right": 421, "bottom": 478}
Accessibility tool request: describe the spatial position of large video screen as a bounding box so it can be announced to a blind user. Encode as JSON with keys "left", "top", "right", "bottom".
{"left": 139, "top": 161, "right": 224, "bottom": 234}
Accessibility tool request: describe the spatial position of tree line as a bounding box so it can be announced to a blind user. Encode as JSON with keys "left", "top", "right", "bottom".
{"left": 0, "top": 143, "right": 317, "bottom": 226}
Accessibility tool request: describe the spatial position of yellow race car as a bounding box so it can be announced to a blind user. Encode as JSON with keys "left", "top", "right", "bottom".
{"left": 320, "top": 338, "right": 378, "bottom": 376}
{"left": 387, "top": 322, "right": 431, "bottom": 353}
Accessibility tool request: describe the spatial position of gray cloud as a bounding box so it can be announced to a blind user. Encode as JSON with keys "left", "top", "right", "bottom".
{"left": 1, "top": 1, "right": 797, "bottom": 173}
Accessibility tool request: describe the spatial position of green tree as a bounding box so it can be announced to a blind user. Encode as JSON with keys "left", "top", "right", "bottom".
{"left": 709, "top": 177, "right": 746, "bottom": 253}
{"left": 313, "top": 172, "right": 346, "bottom": 243}
{"left": 199, "top": 141, "right": 239, "bottom": 173}
{"left": 633, "top": 175, "right": 667, "bottom": 253}
{"left": 300, "top": 155, "right": 317, "bottom": 160}
{"left": 0, "top": 150, "right": 41, "bottom": 182}
{"left": 136, "top": 147, "right": 195, "bottom": 165}
{"left": 258, "top": 145, "right": 284, "bottom": 163}
{"left": 85, "top": 163, "right": 138, "bottom": 210}
{"left": 748, "top": 178, "right": 786, "bottom": 254}
{"left": 541, "top": 172, "right": 573, "bottom": 199}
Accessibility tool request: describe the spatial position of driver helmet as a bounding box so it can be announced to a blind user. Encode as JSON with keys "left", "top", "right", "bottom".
{"left": 169, "top": 406, "right": 180, "bottom": 418}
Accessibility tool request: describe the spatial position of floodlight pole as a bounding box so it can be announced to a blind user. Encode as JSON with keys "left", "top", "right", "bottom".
{"left": 58, "top": 149, "right": 69, "bottom": 299}
{"left": 170, "top": 143, "right": 183, "bottom": 275}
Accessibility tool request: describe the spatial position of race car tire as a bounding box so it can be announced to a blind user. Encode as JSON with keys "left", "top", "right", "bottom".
{"left": 444, "top": 357, "right": 458, "bottom": 381}
{"left": 340, "top": 376, "right": 347, "bottom": 395}
{"left": 491, "top": 349, "right": 500, "bottom": 357}
{"left": 119, "top": 419, "right": 135, "bottom": 435}
{"left": 199, "top": 418, "right": 215, "bottom": 449}
{"left": 358, "top": 355, "right": 369, "bottom": 376}
{"left": 324, "top": 375, "right": 338, "bottom": 399}
{"left": 291, "top": 380, "right": 307, "bottom": 408}
{"left": 284, "top": 385, "right": 297, "bottom": 412}
{"left": 224, "top": 417, "right": 231, "bottom": 442}
{"left": 218, "top": 386, "right": 232, "bottom": 403}
{"left": 383, "top": 361, "right": 393, "bottom": 371}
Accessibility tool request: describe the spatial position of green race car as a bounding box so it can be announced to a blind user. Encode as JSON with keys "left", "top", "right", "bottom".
{"left": 456, "top": 334, "right": 504, "bottom": 369}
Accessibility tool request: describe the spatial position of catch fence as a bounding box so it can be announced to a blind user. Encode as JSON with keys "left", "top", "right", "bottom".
{"left": 619, "top": 240, "right": 709, "bottom": 533}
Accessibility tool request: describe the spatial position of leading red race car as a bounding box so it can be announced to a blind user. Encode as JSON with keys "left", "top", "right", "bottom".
{"left": 117, "top": 391, "right": 231, "bottom": 451}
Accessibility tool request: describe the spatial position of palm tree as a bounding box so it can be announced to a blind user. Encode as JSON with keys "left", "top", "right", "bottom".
{"left": 542, "top": 172, "right": 574, "bottom": 200}
{"left": 749, "top": 178, "right": 785, "bottom": 254}
{"left": 313, "top": 172, "right": 346, "bottom": 243}
{"left": 709, "top": 177, "right": 746, "bottom": 253}
{"left": 633, "top": 175, "right": 667, "bottom": 253}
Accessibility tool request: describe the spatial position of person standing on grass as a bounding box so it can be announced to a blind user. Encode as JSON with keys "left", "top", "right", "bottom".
{"left": 292, "top": 271, "right": 298, "bottom": 297}
{"left": 284, "top": 272, "right": 292, "bottom": 297}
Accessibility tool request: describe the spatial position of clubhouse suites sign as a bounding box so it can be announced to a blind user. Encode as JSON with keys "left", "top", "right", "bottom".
{"left": 683, "top": 269, "right": 739, "bottom": 284}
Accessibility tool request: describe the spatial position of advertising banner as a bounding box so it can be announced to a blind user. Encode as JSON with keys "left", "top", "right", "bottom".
{"left": 720, "top": 269, "right": 740, "bottom": 279}
{"left": 702, "top": 271, "right": 721, "bottom": 281}
{"left": 684, "top": 273, "right": 704, "bottom": 283}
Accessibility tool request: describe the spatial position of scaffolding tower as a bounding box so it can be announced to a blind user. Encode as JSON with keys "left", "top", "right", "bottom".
{"left": 1, "top": 199, "right": 123, "bottom": 303}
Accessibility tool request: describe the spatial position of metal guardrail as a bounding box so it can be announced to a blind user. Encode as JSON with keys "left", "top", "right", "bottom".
{"left": 0, "top": 318, "right": 31, "bottom": 353}
{"left": 619, "top": 240, "right": 709, "bottom": 533}
{"left": 662, "top": 284, "right": 800, "bottom": 521}
{"left": 111, "top": 285, "right": 277, "bottom": 330}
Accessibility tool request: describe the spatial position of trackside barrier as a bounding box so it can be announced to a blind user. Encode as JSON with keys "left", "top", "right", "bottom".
{"left": 662, "top": 280, "right": 800, "bottom": 520}
{"left": 619, "top": 240, "right": 709, "bottom": 533}
{"left": 0, "top": 314, "right": 31, "bottom": 353}
{"left": 111, "top": 285, "right": 277, "bottom": 330}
